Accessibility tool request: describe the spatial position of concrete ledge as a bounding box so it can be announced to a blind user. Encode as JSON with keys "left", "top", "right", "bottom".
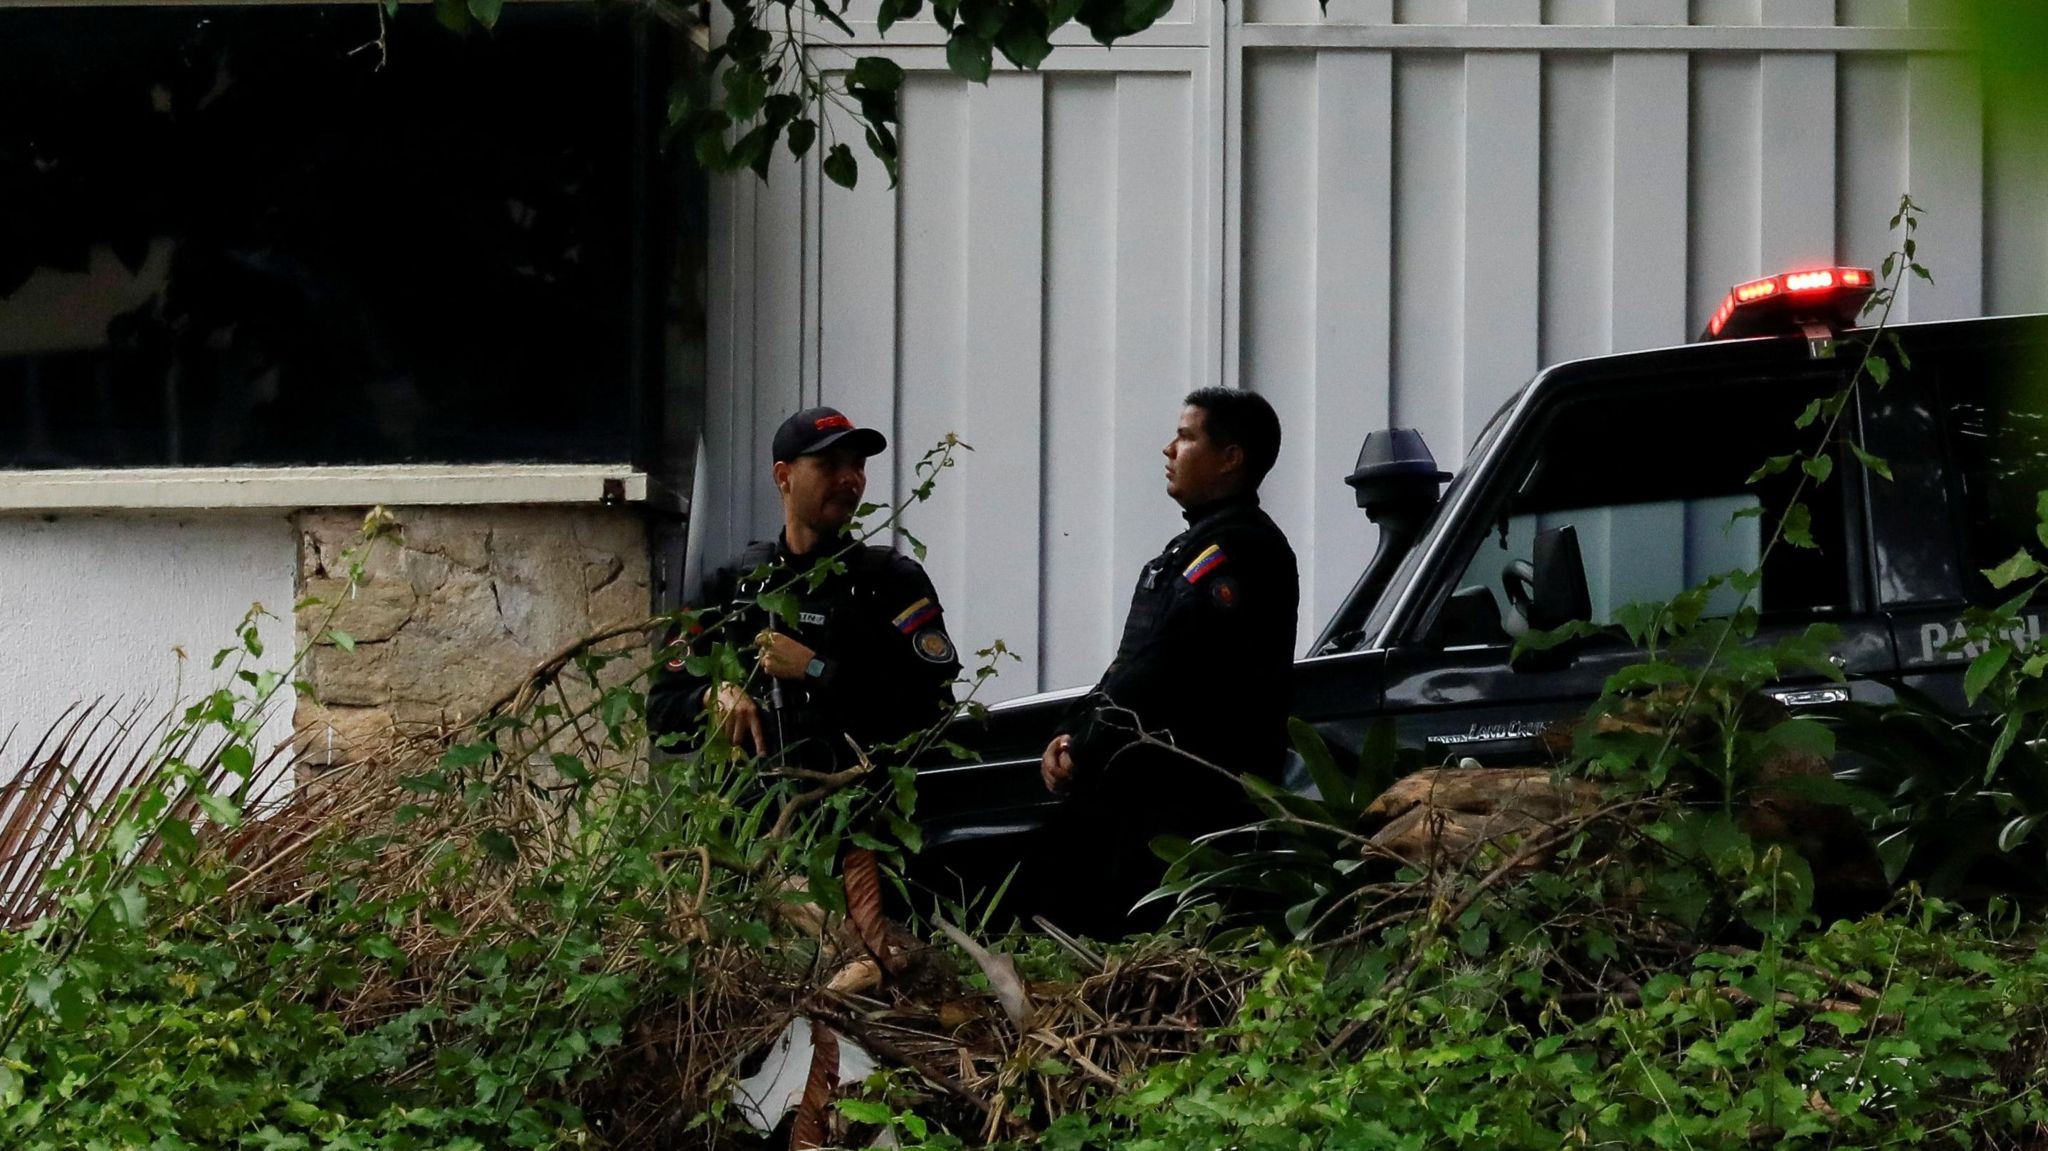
{"left": 0, "top": 465, "right": 650, "bottom": 512}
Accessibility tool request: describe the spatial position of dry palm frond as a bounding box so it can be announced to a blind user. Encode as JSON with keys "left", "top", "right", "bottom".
{"left": 0, "top": 697, "right": 297, "bottom": 929}
{"left": 193, "top": 700, "right": 1251, "bottom": 1148}
{"left": 788, "top": 1021, "right": 840, "bottom": 1150}
{"left": 0, "top": 700, "right": 162, "bottom": 927}
{"left": 5, "top": 619, "right": 1247, "bottom": 1150}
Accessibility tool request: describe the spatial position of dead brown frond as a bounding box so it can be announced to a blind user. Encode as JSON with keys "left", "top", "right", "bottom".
{"left": 5, "top": 615, "right": 1255, "bottom": 1150}
{"left": 805, "top": 938, "right": 1251, "bottom": 1144}
{"left": 0, "top": 698, "right": 263, "bottom": 928}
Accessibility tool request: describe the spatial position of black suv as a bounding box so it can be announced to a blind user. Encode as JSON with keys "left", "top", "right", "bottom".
{"left": 914, "top": 271, "right": 2048, "bottom": 864}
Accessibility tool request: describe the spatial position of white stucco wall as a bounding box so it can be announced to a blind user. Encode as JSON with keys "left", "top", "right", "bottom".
{"left": 0, "top": 513, "right": 299, "bottom": 778}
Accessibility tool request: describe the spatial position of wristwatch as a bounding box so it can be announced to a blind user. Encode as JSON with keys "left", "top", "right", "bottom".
{"left": 804, "top": 656, "right": 828, "bottom": 682}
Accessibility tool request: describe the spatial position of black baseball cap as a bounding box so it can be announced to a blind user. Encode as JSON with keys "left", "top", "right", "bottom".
{"left": 771, "top": 406, "right": 888, "bottom": 463}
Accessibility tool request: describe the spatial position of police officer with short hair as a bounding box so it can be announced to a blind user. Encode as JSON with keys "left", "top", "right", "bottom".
{"left": 650, "top": 407, "right": 961, "bottom": 768}
{"left": 1039, "top": 388, "right": 1298, "bottom": 930}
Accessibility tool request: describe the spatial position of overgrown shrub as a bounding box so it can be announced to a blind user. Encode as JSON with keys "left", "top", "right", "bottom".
{"left": 10, "top": 200, "right": 2048, "bottom": 1151}
{"left": 1029, "top": 900, "right": 2048, "bottom": 1151}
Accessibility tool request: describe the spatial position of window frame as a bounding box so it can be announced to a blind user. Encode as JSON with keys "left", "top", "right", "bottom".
{"left": 1923, "top": 320, "right": 2048, "bottom": 607}
{"left": 0, "top": 464, "right": 650, "bottom": 512}
{"left": 0, "top": 0, "right": 686, "bottom": 508}
{"left": 1388, "top": 352, "right": 1877, "bottom": 650}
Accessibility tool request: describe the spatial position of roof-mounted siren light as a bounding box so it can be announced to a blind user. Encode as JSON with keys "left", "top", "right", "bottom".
{"left": 1700, "top": 266, "right": 1876, "bottom": 343}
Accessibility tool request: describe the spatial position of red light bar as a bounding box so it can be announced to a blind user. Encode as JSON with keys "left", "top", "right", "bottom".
{"left": 1702, "top": 265, "right": 1877, "bottom": 341}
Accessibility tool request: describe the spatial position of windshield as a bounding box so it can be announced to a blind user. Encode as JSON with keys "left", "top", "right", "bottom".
{"left": 1379, "top": 361, "right": 1863, "bottom": 651}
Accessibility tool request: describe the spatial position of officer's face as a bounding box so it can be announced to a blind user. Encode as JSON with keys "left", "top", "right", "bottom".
{"left": 779, "top": 446, "right": 869, "bottom": 533}
{"left": 1163, "top": 405, "right": 1243, "bottom": 507}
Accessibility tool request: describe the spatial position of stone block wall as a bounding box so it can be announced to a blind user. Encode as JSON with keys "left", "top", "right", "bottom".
{"left": 292, "top": 506, "right": 651, "bottom": 769}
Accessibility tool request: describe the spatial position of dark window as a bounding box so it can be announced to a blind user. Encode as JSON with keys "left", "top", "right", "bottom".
{"left": 0, "top": 4, "right": 670, "bottom": 468}
{"left": 1436, "top": 373, "right": 1856, "bottom": 640}
{"left": 1936, "top": 337, "right": 2048, "bottom": 595}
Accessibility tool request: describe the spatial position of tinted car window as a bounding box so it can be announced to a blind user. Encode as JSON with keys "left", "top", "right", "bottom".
{"left": 1937, "top": 341, "right": 2048, "bottom": 595}
{"left": 1441, "top": 373, "right": 1854, "bottom": 639}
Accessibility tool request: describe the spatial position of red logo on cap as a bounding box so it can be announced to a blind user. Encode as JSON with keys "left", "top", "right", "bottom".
{"left": 815, "top": 415, "right": 852, "bottom": 431}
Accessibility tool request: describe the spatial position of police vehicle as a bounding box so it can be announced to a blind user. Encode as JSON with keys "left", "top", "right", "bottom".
{"left": 914, "top": 268, "right": 2048, "bottom": 858}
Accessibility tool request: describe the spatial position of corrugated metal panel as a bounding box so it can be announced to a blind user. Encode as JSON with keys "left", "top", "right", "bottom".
{"left": 1041, "top": 76, "right": 1121, "bottom": 689}
{"left": 708, "top": 53, "right": 1215, "bottom": 698}
{"left": 1904, "top": 55, "right": 1984, "bottom": 319}
{"left": 889, "top": 72, "right": 972, "bottom": 653}
{"left": 1541, "top": 52, "right": 1616, "bottom": 364}
{"left": 1985, "top": 86, "right": 2048, "bottom": 314}
{"left": 1239, "top": 53, "right": 1320, "bottom": 625}
{"left": 706, "top": 5, "right": 2040, "bottom": 701}
{"left": 1306, "top": 51, "right": 1394, "bottom": 636}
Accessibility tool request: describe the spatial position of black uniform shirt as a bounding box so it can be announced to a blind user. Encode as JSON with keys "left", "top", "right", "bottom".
{"left": 649, "top": 534, "right": 961, "bottom": 764}
{"left": 1064, "top": 491, "right": 1299, "bottom": 785}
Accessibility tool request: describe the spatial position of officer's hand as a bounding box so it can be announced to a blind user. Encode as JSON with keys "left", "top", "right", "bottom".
{"left": 754, "top": 631, "right": 817, "bottom": 681}
{"left": 710, "top": 682, "right": 767, "bottom": 754}
{"left": 1040, "top": 734, "right": 1076, "bottom": 794}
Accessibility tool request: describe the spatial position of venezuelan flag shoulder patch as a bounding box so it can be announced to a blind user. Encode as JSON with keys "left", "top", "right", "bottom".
{"left": 893, "top": 597, "right": 941, "bottom": 634}
{"left": 1182, "top": 544, "right": 1227, "bottom": 584}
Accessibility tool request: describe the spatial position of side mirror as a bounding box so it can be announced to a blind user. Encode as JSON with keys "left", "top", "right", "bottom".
{"left": 1505, "top": 524, "right": 1593, "bottom": 670}
{"left": 1530, "top": 524, "right": 1592, "bottom": 631}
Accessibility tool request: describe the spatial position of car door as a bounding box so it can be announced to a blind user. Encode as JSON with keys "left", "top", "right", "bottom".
{"left": 1874, "top": 318, "right": 2048, "bottom": 710}
{"left": 1376, "top": 359, "right": 1898, "bottom": 767}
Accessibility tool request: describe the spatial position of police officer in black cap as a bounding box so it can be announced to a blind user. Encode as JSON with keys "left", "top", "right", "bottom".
{"left": 650, "top": 407, "right": 961, "bottom": 767}
{"left": 1039, "top": 388, "right": 1298, "bottom": 929}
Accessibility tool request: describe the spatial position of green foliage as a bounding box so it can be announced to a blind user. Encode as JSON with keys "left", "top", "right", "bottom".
{"left": 1011, "top": 194, "right": 2048, "bottom": 1151}
{"left": 1013, "top": 905, "right": 2048, "bottom": 1151}
{"left": 1144, "top": 717, "right": 1422, "bottom": 947}
{"left": 0, "top": 450, "right": 997, "bottom": 1149}
{"left": 16, "top": 193, "right": 2048, "bottom": 1151}
{"left": 1828, "top": 489, "right": 2048, "bottom": 897}
{"left": 972, "top": 198, "right": 2048, "bottom": 1150}
{"left": 0, "top": 530, "right": 492, "bottom": 1149}
{"left": 671, "top": 0, "right": 1192, "bottom": 188}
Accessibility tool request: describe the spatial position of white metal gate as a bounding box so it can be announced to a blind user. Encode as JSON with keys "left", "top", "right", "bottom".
{"left": 704, "top": 0, "right": 2048, "bottom": 701}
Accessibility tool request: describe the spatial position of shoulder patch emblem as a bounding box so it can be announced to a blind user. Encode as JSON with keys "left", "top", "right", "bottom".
{"left": 1183, "top": 544, "right": 1227, "bottom": 584}
{"left": 914, "top": 627, "right": 956, "bottom": 664}
{"left": 664, "top": 610, "right": 700, "bottom": 672}
{"left": 893, "top": 597, "right": 941, "bottom": 634}
{"left": 1209, "top": 575, "right": 1239, "bottom": 607}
